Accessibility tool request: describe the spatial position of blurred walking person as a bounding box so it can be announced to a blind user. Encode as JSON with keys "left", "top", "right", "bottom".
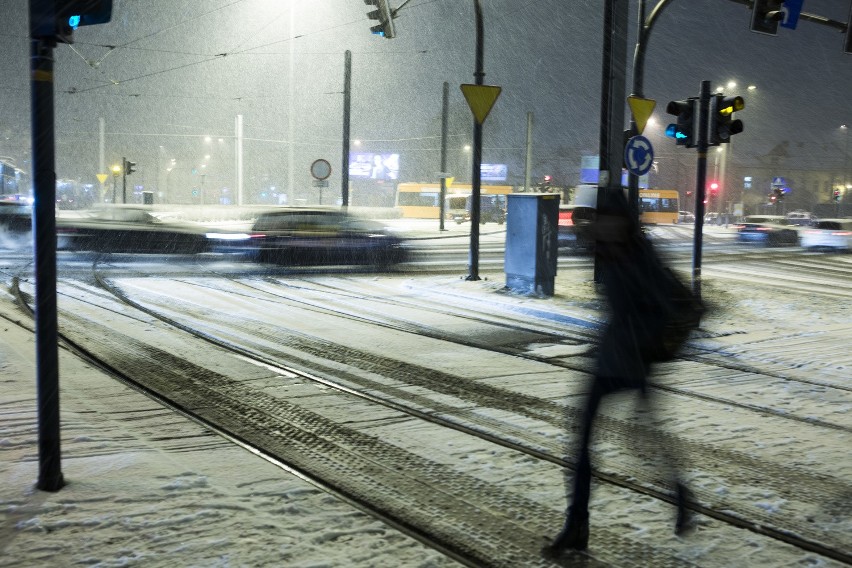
{"left": 545, "top": 191, "right": 695, "bottom": 557}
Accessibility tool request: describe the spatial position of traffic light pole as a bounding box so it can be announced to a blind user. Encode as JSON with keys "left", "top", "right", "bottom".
{"left": 122, "top": 156, "right": 127, "bottom": 203}
{"left": 28, "top": 29, "right": 64, "bottom": 492}
{"left": 466, "top": 0, "right": 484, "bottom": 282}
{"left": 691, "top": 81, "right": 711, "bottom": 300}
{"left": 626, "top": 0, "right": 674, "bottom": 220}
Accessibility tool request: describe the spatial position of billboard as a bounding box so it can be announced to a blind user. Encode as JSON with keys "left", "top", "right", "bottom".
{"left": 481, "top": 163, "right": 508, "bottom": 181}
{"left": 349, "top": 152, "right": 400, "bottom": 181}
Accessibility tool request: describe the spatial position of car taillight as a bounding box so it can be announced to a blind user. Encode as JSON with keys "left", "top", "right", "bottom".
{"left": 831, "top": 231, "right": 852, "bottom": 236}
{"left": 732, "top": 224, "right": 744, "bottom": 229}
{"left": 805, "top": 230, "right": 819, "bottom": 234}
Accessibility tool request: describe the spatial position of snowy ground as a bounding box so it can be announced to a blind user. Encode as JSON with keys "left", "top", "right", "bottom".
{"left": 1, "top": 239, "right": 850, "bottom": 567}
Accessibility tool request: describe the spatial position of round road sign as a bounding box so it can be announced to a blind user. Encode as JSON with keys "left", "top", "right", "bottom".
{"left": 310, "top": 159, "right": 332, "bottom": 181}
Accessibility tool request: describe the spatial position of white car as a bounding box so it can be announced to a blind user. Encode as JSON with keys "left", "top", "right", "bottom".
{"left": 800, "top": 219, "right": 852, "bottom": 251}
{"left": 786, "top": 210, "right": 817, "bottom": 226}
{"left": 677, "top": 211, "right": 695, "bottom": 224}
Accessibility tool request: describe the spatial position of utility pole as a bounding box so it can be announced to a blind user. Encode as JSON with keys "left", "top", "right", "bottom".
{"left": 692, "top": 81, "right": 711, "bottom": 299}
{"left": 594, "top": 0, "right": 629, "bottom": 282}
{"left": 342, "top": 50, "right": 351, "bottom": 207}
{"left": 524, "top": 112, "right": 533, "bottom": 192}
{"left": 439, "top": 81, "right": 449, "bottom": 231}
{"left": 467, "top": 0, "right": 485, "bottom": 282}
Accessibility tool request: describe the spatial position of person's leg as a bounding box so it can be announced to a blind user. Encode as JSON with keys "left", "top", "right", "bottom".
{"left": 546, "top": 378, "right": 608, "bottom": 554}
{"left": 636, "top": 384, "right": 693, "bottom": 534}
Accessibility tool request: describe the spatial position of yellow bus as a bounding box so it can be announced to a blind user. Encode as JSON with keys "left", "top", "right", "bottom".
{"left": 639, "top": 189, "right": 679, "bottom": 224}
{"left": 395, "top": 182, "right": 514, "bottom": 219}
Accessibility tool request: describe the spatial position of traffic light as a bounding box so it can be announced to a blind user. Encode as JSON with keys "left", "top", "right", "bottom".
{"left": 31, "top": 1, "right": 113, "bottom": 44}
{"left": 665, "top": 98, "right": 697, "bottom": 148}
{"left": 835, "top": 189, "right": 842, "bottom": 202}
{"left": 750, "top": 0, "right": 782, "bottom": 36}
{"left": 708, "top": 181, "right": 719, "bottom": 197}
{"left": 124, "top": 158, "right": 137, "bottom": 176}
{"left": 364, "top": 0, "right": 396, "bottom": 39}
{"left": 709, "top": 94, "right": 745, "bottom": 145}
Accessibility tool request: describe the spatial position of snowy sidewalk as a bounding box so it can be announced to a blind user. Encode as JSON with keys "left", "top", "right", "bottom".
{"left": 0, "top": 300, "right": 458, "bottom": 567}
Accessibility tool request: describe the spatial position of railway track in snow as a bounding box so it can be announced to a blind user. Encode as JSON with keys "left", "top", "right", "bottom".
{"left": 2, "top": 248, "right": 850, "bottom": 565}
{"left": 20, "top": 257, "right": 852, "bottom": 563}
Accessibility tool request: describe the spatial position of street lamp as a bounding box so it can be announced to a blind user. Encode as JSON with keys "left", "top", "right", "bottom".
{"left": 463, "top": 145, "right": 472, "bottom": 182}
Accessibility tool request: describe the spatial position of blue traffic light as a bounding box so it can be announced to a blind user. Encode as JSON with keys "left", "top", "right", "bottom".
{"left": 665, "top": 124, "right": 689, "bottom": 141}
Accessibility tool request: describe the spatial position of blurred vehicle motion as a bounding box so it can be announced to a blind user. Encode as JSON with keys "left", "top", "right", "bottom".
{"left": 56, "top": 206, "right": 209, "bottom": 253}
{"left": 557, "top": 204, "right": 595, "bottom": 250}
{"left": 444, "top": 194, "right": 506, "bottom": 225}
{"left": 0, "top": 197, "right": 32, "bottom": 233}
{"left": 704, "top": 212, "right": 723, "bottom": 226}
{"left": 800, "top": 219, "right": 852, "bottom": 251}
{"left": 733, "top": 215, "right": 800, "bottom": 246}
{"left": 677, "top": 211, "right": 695, "bottom": 224}
{"left": 210, "top": 208, "right": 408, "bottom": 266}
{"left": 785, "top": 210, "right": 818, "bottom": 226}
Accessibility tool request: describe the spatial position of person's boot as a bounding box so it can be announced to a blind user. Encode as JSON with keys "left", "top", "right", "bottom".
{"left": 543, "top": 507, "right": 590, "bottom": 556}
{"left": 675, "top": 483, "right": 693, "bottom": 535}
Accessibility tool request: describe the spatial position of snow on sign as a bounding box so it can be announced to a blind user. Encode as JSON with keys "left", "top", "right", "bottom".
{"left": 624, "top": 135, "right": 654, "bottom": 176}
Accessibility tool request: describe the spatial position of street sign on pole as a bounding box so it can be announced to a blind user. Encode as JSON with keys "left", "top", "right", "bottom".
{"left": 460, "top": 84, "right": 501, "bottom": 125}
{"left": 624, "top": 135, "right": 654, "bottom": 176}
{"left": 780, "top": 0, "right": 803, "bottom": 29}
{"left": 627, "top": 95, "right": 656, "bottom": 135}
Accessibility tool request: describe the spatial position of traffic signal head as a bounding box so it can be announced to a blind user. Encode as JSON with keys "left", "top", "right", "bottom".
{"left": 665, "top": 98, "right": 697, "bottom": 148}
{"left": 364, "top": 0, "right": 395, "bottom": 39}
{"left": 31, "top": 1, "right": 113, "bottom": 44}
{"left": 709, "top": 94, "right": 744, "bottom": 145}
{"left": 750, "top": 0, "right": 782, "bottom": 36}
{"left": 124, "top": 159, "right": 137, "bottom": 176}
{"left": 834, "top": 189, "right": 842, "bottom": 202}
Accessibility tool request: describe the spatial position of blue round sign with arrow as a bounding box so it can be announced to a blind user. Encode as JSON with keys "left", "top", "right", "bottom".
{"left": 624, "top": 135, "right": 654, "bottom": 176}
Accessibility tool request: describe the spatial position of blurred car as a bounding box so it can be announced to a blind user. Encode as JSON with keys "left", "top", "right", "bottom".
{"left": 800, "top": 219, "right": 852, "bottom": 250}
{"left": 0, "top": 198, "right": 32, "bottom": 232}
{"left": 212, "top": 208, "right": 408, "bottom": 266}
{"left": 56, "top": 206, "right": 209, "bottom": 253}
{"left": 785, "top": 210, "right": 817, "bottom": 226}
{"left": 733, "top": 215, "right": 800, "bottom": 246}
{"left": 677, "top": 211, "right": 695, "bottom": 224}
{"left": 557, "top": 205, "right": 595, "bottom": 250}
{"left": 704, "top": 212, "right": 723, "bottom": 225}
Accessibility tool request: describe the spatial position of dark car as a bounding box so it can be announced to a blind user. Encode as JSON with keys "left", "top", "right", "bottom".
{"left": 733, "top": 215, "right": 799, "bottom": 246}
{"left": 218, "top": 208, "right": 408, "bottom": 266}
{"left": 56, "top": 206, "right": 209, "bottom": 253}
{"left": 0, "top": 198, "right": 32, "bottom": 233}
{"left": 557, "top": 205, "right": 595, "bottom": 250}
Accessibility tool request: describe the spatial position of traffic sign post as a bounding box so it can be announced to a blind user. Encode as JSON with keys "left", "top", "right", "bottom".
{"left": 624, "top": 135, "right": 654, "bottom": 177}
{"left": 780, "top": 0, "right": 803, "bottom": 29}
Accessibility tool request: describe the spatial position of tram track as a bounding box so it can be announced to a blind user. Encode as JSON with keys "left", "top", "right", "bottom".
{"left": 19, "top": 260, "right": 847, "bottom": 563}
{"left": 3, "top": 247, "right": 851, "bottom": 565}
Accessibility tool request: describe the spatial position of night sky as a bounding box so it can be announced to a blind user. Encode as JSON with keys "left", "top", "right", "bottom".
{"left": 1, "top": 0, "right": 850, "bottom": 205}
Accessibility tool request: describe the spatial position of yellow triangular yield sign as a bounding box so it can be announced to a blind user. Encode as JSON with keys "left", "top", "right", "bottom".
{"left": 460, "top": 84, "right": 502, "bottom": 125}
{"left": 96, "top": 173, "right": 109, "bottom": 184}
{"left": 627, "top": 95, "right": 656, "bottom": 135}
